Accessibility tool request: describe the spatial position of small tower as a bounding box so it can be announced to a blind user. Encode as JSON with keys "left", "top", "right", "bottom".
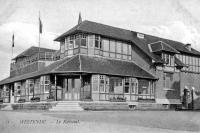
{"left": 78, "top": 12, "right": 82, "bottom": 24}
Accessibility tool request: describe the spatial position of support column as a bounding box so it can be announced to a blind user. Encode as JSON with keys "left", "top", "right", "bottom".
{"left": 80, "top": 75, "right": 82, "bottom": 100}
{"left": 55, "top": 75, "right": 57, "bottom": 101}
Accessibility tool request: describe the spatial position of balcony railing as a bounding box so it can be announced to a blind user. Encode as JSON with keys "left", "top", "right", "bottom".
{"left": 11, "top": 52, "right": 55, "bottom": 71}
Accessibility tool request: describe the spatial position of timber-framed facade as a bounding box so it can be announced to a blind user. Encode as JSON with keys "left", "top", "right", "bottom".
{"left": 1, "top": 19, "right": 200, "bottom": 110}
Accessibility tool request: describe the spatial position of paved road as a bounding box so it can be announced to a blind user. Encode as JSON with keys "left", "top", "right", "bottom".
{"left": 0, "top": 110, "right": 200, "bottom": 133}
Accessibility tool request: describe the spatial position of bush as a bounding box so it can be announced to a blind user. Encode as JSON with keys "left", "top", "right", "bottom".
{"left": 31, "top": 97, "right": 40, "bottom": 102}
{"left": 109, "top": 96, "right": 126, "bottom": 102}
{"left": 0, "top": 98, "right": 3, "bottom": 103}
{"left": 18, "top": 99, "right": 26, "bottom": 103}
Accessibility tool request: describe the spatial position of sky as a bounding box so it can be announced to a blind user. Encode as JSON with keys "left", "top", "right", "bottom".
{"left": 0, "top": 0, "right": 200, "bottom": 80}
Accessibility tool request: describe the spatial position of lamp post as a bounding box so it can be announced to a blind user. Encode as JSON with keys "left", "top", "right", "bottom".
{"left": 191, "top": 87, "right": 195, "bottom": 110}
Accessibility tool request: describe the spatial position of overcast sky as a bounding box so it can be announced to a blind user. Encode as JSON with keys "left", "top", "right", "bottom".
{"left": 0, "top": 0, "right": 200, "bottom": 80}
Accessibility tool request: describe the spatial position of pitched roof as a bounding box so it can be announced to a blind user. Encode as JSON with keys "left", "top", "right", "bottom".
{"left": 0, "top": 55, "right": 157, "bottom": 85}
{"left": 54, "top": 20, "right": 200, "bottom": 59}
{"left": 13, "top": 46, "right": 56, "bottom": 60}
{"left": 79, "top": 55, "right": 156, "bottom": 79}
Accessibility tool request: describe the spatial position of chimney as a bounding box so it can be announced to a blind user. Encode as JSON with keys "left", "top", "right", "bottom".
{"left": 185, "top": 43, "right": 191, "bottom": 51}
{"left": 78, "top": 12, "right": 82, "bottom": 25}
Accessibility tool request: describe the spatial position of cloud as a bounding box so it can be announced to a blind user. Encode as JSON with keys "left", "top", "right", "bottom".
{"left": 0, "top": 21, "right": 59, "bottom": 56}
{"left": 0, "top": 21, "right": 59, "bottom": 80}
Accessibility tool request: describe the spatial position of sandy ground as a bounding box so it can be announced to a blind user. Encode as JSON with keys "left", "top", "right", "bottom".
{"left": 0, "top": 110, "right": 200, "bottom": 133}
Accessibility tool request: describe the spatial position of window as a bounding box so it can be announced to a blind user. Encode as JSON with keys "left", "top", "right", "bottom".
{"left": 74, "top": 34, "right": 80, "bottom": 48}
{"left": 163, "top": 73, "right": 173, "bottom": 89}
{"left": 116, "top": 41, "right": 121, "bottom": 53}
{"left": 138, "top": 79, "right": 150, "bottom": 94}
{"left": 27, "top": 79, "right": 34, "bottom": 95}
{"left": 95, "top": 35, "right": 101, "bottom": 48}
{"left": 122, "top": 43, "right": 128, "bottom": 55}
{"left": 124, "top": 78, "right": 129, "bottom": 93}
{"left": 102, "top": 39, "right": 109, "bottom": 51}
{"left": 69, "top": 36, "right": 74, "bottom": 49}
{"left": 88, "top": 35, "right": 94, "bottom": 48}
{"left": 163, "top": 53, "right": 174, "bottom": 66}
{"left": 34, "top": 78, "right": 40, "bottom": 94}
{"left": 81, "top": 34, "right": 87, "bottom": 47}
{"left": 92, "top": 75, "right": 98, "bottom": 92}
{"left": 41, "top": 76, "right": 50, "bottom": 93}
{"left": 131, "top": 78, "right": 138, "bottom": 94}
{"left": 110, "top": 41, "right": 116, "bottom": 53}
{"left": 65, "top": 37, "right": 69, "bottom": 50}
{"left": 60, "top": 42, "right": 65, "bottom": 54}
{"left": 21, "top": 81, "right": 26, "bottom": 96}
{"left": 128, "top": 45, "right": 132, "bottom": 55}
{"left": 109, "top": 77, "right": 123, "bottom": 93}
{"left": 99, "top": 75, "right": 105, "bottom": 92}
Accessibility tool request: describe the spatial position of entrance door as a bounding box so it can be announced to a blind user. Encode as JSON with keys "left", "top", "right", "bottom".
{"left": 65, "top": 78, "right": 80, "bottom": 100}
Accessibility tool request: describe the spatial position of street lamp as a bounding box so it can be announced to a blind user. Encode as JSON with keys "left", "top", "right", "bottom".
{"left": 191, "top": 87, "right": 195, "bottom": 110}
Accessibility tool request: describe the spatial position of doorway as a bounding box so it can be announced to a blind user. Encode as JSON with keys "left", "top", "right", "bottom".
{"left": 64, "top": 78, "right": 81, "bottom": 100}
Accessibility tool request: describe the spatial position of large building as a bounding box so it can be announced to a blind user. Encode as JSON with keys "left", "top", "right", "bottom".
{"left": 0, "top": 18, "right": 200, "bottom": 110}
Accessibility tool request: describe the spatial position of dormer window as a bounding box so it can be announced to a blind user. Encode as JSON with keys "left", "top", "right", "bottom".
{"left": 162, "top": 53, "right": 174, "bottom": 66}
{"left": 137, "top": 33, "right": 144, "bottom": 39}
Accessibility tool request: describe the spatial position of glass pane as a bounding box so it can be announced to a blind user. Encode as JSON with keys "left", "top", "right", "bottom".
{"left": 88, "top": 35, "right": 94, "bottom": 48}
{"left": 81, "top": 34, "right": 87, "bottom": 47}
{"left": 65, "top": 37, "right": 69, "bottom": 50}
{"left": 128, "top": 45, "right": 132, "bottom": 55}
{"left": 116, "top": 41, "right": 122, "bottom": 53}
{"left": 60, "top": 43, "right": 65, "bottom": 53}
{"left": 103, "top": 52, "right": 109, "bottom": 57}
{"left": 95, "top": 36, "right": 100, "bottom": 48}
{"left": 122, "top": 43, "right": 128, "bottom": 54}
{"left": 110, "top": 40, "right": 115, "bottom": 52}
{"left": 102, "top": 39, "right": 109, "bottom": 51}
{"left": 74, "top": 35, "right": 80, "bottom": 48}
{"left": 138, "top": 79, "right": 150, "bottom": 94}
{"left": 116, "top": 54, "right": 121, "bottom": 59}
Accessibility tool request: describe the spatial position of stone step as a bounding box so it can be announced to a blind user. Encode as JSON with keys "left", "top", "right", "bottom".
{"left": 49, "top": 101, "right": 83, "bottom": 111}
{"left": 57, "top": 103, "right": 80, "bottom": 105}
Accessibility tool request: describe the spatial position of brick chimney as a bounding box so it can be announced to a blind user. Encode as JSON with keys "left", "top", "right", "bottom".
{"left": 185, "top": 43, "right": 191, "bottom": 51}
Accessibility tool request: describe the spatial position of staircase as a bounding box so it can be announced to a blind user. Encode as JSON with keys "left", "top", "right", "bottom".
{"left": 49, "top": 101, "right": 83, "bottom": 111}
{"left": 135, "top": 102, "right": 166, "bottom": 110}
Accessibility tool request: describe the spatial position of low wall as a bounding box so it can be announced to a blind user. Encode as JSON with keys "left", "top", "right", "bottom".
{"left": 11, "top": 102, "right": 57, "bottom": 110}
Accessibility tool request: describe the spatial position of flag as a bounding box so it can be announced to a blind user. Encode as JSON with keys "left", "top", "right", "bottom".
{"left": 39, "top": 17, "right": 42, "bottom": 34}
{"left": 78, "top": 12, "right": 82, "bottom": 24}
{"left": 12, "top": 33, "right": 14, "bottom": 47}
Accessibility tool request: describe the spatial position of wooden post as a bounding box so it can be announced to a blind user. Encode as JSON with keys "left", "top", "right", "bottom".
{"left": 80, "top": 75, "right": 82, "bottom": 100}
{"left": 55, "top": 75, "right": 57, "bottom": 101}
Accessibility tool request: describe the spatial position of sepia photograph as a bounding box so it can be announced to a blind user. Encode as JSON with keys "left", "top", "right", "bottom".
{"left": 0, "top": 0, "right": 200, "bottom": 132}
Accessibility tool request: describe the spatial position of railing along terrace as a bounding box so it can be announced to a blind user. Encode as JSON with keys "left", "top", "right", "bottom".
{"left": 10, "top": 52, "right": 55, "bottom": 71}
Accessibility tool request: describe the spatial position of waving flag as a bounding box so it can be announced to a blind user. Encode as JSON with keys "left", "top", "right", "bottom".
{"left": 12, "top": 33, "right": 14, "bottom": 47}
{"left": 39, "top": 17, "right": 42, "bottom": 34}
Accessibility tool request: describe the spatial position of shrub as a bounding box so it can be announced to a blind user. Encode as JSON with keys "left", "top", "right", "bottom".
{"left": 18, "top": 99, "right": 26, "bottom": 103}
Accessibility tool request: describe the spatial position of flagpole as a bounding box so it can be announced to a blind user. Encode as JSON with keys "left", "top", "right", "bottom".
{"left": 38, "top": 11, "right": 41, "bottom": 58}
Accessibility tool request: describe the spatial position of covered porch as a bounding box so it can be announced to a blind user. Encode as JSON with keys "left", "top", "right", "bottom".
{"left": 0, "top": 55, "right": 157, "bottom": 103}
